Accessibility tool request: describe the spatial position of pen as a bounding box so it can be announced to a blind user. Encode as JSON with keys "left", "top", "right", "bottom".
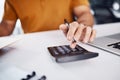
{"left": 64, "top": 19, "right": 76, "bottom": 43}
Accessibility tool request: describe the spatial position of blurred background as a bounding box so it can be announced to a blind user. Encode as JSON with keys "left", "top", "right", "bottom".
{"left": 0, "top": 0, "right": 120, "bottom": 35}
{"left": 89, "top": 0, "right": 120, "bottom": 24}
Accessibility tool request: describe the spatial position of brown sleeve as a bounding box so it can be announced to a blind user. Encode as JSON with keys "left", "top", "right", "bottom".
{"left": 71, "top": 0, "right": 90, "bottom": 8}
{"left": 2, "top": 0, "right": 18, "bottom": 21}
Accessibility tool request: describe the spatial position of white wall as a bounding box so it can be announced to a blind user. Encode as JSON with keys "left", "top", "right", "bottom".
{"left": 0, "top": 0, "right": 23, "bottom": 35}
{"left": 0, "top": 0, "right": 4, "bottom": 22}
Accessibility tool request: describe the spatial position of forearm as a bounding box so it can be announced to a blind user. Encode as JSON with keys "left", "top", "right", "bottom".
{"left": 77, "top": 11, "right": 94, "bottom": 27}
{"left": 0, "top": 21, "right": 13, "bottom": 36}
{"left": 74, "top": 6, "right": 94, "bottom": 27}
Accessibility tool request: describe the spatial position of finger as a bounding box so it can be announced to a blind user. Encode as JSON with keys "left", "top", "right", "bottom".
{"left": 83, "top": 27, "right": 92, "bottom": 43}
{"left": 70, "top": 42, "right": 77, "bottom": 48}
{"left": 74, "top": 24, "right": 85, "bottom": 41}
{"left": 59, "top": 24, "right": 68, "bottom": 35}
{"left": 89, "top": 29, "right": 96, "bottom": 42}
{"left": 67, "top": 22, "right": 79, "bottom": 41}
{"left": 79, "top": 31, "right": 85, "bottom": 42}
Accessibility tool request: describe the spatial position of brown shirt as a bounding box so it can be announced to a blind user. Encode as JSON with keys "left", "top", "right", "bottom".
{"left": 3, "top": 0, "right": 89, "bottom": 33}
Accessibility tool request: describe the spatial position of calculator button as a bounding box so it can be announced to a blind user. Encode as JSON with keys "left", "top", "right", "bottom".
{"left": 76, "top": 45, "right": 86, "bottom": 51}
{"left": 56, "top": 46, "right": 66, "bottom": 54}
{"left": 48, "top": 47, "right": 60, "bottom": 57}
{"left": 61, "top": 46, "right": 71, "bottom": 53}
{"left": 66, "top": 45, "right": 78, "bottom": 52}
{"left": 70, "top": 50, "right": 84, "bottom": 55}
{"left": 53, "top": 48, "right": 59, "bottom": 55}
{"left": 71, "top": 48, "right": 78, "bottom": 52}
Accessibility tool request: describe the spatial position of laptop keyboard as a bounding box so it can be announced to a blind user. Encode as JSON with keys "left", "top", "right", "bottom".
{"left": 48, "top": 45, "right": 98, "bottom": 63}
{"left": 107, "top": 42, "right": 120, "bottom": 49}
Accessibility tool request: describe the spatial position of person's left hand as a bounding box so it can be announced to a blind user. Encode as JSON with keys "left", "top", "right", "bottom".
{"left": 59, "top": 21, "right": 96, "bottom": 48}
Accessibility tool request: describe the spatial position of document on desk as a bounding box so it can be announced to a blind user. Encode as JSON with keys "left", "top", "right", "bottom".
{"left": 0, "top": 35, "right": 22, "bottom": 49}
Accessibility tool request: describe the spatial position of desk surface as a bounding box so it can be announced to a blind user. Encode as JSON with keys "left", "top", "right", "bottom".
{"left": 0, "top": 23, "right": 120, "bottom": 80}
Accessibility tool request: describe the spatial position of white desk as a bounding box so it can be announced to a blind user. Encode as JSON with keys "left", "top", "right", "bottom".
{"left": 0, "top": 23, "right": 120, "bottom": 80}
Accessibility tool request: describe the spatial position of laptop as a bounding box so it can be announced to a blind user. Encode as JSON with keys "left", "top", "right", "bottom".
{"left": 88, "top": 33, "right": 120, "bottom": 56}
{"left": 0, "top": 36, "right": 22, "bottom": 49}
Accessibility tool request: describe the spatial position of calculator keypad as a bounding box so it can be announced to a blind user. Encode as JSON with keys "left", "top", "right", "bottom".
{"left": 53, "top": 45, "right": 86, "bottom": 56}
{"left": 48, "top": 45, "right": 98, "bottom": 63}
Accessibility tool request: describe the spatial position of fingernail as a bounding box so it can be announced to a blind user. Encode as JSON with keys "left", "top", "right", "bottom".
{"left": 70, "top": 42, "right": 76, "bottom": 48}
{"left": 70, "top": 44, "right": 76, "bottom": 49}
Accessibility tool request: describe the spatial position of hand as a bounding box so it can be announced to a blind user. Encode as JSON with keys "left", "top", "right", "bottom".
{"left": 59, "top": 21, "right": 96, "bottom": 48}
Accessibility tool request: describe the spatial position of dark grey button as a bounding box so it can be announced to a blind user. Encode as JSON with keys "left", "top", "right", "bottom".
{"left": 53, "top": 49, "right": 59, "bottom": 55}
{"left": 66, "top": 45, "right": 78, "bottom": 52}
{"left": 56, "top": 46, "right": 66, "bottom": 54}
{"left": 61, "top": 46, "right": 71, "bottom": 53}
{"left": 76, "top": 45, "right": 85, "bottom": 51}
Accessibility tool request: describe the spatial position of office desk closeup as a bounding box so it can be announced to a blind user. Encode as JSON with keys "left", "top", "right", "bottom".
{"left": 0, "top": 22, "right": 120, "bottom": 80}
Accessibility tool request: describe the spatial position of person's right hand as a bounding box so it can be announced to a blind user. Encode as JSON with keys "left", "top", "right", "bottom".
{"left": 59, "top": 22, "right": 96, "bottom": 48}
